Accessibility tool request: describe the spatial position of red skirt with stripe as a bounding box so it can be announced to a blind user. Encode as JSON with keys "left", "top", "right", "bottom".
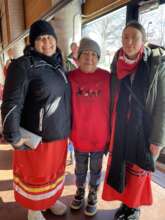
{"left": 102, "top": 156, "right": 153, "bottom": 208}
{"left": 13, "top": 139, "right": 67, "bottom": 210}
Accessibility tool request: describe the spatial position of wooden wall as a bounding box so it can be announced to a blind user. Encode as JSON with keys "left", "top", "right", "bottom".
{"left": 24, "top": 0, "right": 52, "bottom": 28}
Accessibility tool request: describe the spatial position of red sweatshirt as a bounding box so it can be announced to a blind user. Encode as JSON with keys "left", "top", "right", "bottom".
{"left": 68, "top": 68, "right": 110, "bottom": 152}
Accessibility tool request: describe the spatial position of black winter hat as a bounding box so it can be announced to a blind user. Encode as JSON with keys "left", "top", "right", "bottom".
{"left": 29, "top": 20, "right": 57, "bottom": 46}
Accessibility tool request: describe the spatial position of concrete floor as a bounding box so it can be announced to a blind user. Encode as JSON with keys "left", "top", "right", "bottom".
{"left": 0, "top": 144, "right": 165, "bottom": 220}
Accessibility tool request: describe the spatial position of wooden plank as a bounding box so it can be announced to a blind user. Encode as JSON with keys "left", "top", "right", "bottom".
{"left": 24, "top": 0, "right": 52, "bottom": 28}
{"left": 83, "top": 0, "right": 130, "bottom": 14}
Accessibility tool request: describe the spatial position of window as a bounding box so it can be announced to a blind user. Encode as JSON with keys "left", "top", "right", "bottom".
{"left": 139, "top": 3, "right": 165, "bottom": 47}
{"left": 82, "top": 6, "right": 126, "bottom": 70}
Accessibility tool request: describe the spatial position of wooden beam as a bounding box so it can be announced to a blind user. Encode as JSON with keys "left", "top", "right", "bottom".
{"left": 5, "top": 0, "right": 10, "bottom": 44}
{"left": 82, "top": 0, "right": 130, "bottom": 23}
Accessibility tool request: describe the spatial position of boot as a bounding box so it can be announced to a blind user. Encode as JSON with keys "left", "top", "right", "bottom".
{"left": 50, "top": 200, "right": 67, "bottom": 215}
{"left": 84, "top": 187, "right": 98, "bottom": 216}
{"left": 28, "top": 210, "right": 46, "bottom": 220}
{"left": 114, "top": 203, "right": 140, "bottom": 220}
{"left": 70, "top": 187, "right": 85, "bottom": 210}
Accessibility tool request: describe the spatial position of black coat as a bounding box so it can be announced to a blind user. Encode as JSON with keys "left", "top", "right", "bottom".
{"left": 1, "top": 52, "right": 71, "bottom": 145}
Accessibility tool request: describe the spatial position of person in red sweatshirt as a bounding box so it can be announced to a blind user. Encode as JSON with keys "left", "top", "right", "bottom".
{"left": 68, "top": 37, "right": 110, "bottom": 216}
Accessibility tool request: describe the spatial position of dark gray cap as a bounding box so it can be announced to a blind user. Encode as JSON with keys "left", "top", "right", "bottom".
{"left": 78, "top": 38, "right": 101, "bottom": 59}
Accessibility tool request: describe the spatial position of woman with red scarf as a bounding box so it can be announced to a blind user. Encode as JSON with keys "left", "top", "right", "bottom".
{"left": 102, "top": 21, "right": 165, "bottom": 220}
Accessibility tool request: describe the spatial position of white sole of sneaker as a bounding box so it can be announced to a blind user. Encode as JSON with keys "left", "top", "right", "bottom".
{"left": 70, "top": 203, "right": 83, "bottom": 210}
{"left": 70, "top": 199, "right": 84, "bottom": 210}
{"left": 84, "top": 209, "right": 97, "bottom": 216}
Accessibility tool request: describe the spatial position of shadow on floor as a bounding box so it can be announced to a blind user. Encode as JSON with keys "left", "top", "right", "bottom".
{"left": 0, "top": 195, "right": 116, "bottom": 220}
{"left": 43, "top": 209, "right": 116, "bottom": 220}
{"left": 43, "top": 194, "right": 116, "bottom": 220}
{"left": 0, "top": 198, "right": 27, "bottom": 220}
{"left": 0, "top": 179, "right": 13, "bottom": 191}
{"left": 0, "top": 149, "right": 12, "bottom": 170}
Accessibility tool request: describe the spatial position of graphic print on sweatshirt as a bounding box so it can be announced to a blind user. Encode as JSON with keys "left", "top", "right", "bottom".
{"left": 77, "top": 84, "right": 102, "bottom": 97}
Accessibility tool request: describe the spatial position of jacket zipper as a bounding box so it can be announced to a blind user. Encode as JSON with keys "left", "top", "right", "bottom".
{"left": 39, "top": 108, "right": 44, "bottom": 132}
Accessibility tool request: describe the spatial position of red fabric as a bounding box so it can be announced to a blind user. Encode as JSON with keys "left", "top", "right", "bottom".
{"left": 14, "top": 187, "right": 63, "bottom": 211}
{"left": 69, "top": 68, "right": 110, "bottom": 152}
{"left": 0, "top": 83, "right": 4, "bottom": 100}
{"left": 3, "top": 66, "right": 8, "bottom": 78}
{"left": 102, "top": 157, "right": 153, "bottom": 208}
{"left": 116, "top": 47, "right": 144, "bottom": 80}
{"left": 13, "top": 139, "right": 67, "bottom": 210}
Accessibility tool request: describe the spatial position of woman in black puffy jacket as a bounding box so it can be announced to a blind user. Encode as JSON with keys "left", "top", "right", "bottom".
{"left": 1, "top": 20, "right": 71, "bottom": 220}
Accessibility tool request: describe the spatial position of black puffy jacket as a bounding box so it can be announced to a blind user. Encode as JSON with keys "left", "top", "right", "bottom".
{"left": 1, "top": 51, "right": 71, "bottom": 144}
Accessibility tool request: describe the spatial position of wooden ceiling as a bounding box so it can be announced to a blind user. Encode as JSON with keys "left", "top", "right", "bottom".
{"left": 82, "top": 0, "right": 130, "bottom": 23}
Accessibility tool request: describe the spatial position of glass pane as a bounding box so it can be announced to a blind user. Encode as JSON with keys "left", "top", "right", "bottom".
{"left": 139, "top": 4, "right": 165, "bottom": 47}
{"left": 82, "top": 7, "right": 126, "bottom": 70}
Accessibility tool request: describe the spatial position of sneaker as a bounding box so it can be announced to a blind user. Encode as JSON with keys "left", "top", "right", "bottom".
{"left": 84, "top": 188, "right": 97, "bottom": 216}
{"left": 50, "top": 200, "right": 67, "bottom": 215}
{"left": 126, "top": 208, "right": 140, "bottom": 220}
{"left": 70, "top": 187, "right": 85, "bottom": 210}
{"left": 114, "top": 203, "right": 129, "bottom": 219}
{"left": 114, "top": 203, "right": 140, "bottom": 220}
{"left": 28, "top": 210, "right": 46, "bottom": 220}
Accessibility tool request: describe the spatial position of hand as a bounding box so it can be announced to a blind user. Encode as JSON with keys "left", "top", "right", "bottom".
{"left": 14, "top": 137, "right": 29, "bottom": 148}
{"left": 149, "top": 144, "right": 161, "bottom": 157}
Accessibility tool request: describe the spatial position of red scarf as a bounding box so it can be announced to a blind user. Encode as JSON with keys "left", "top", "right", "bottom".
{"left": 116, "top": 47, "right": 144, "bottom": 80}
